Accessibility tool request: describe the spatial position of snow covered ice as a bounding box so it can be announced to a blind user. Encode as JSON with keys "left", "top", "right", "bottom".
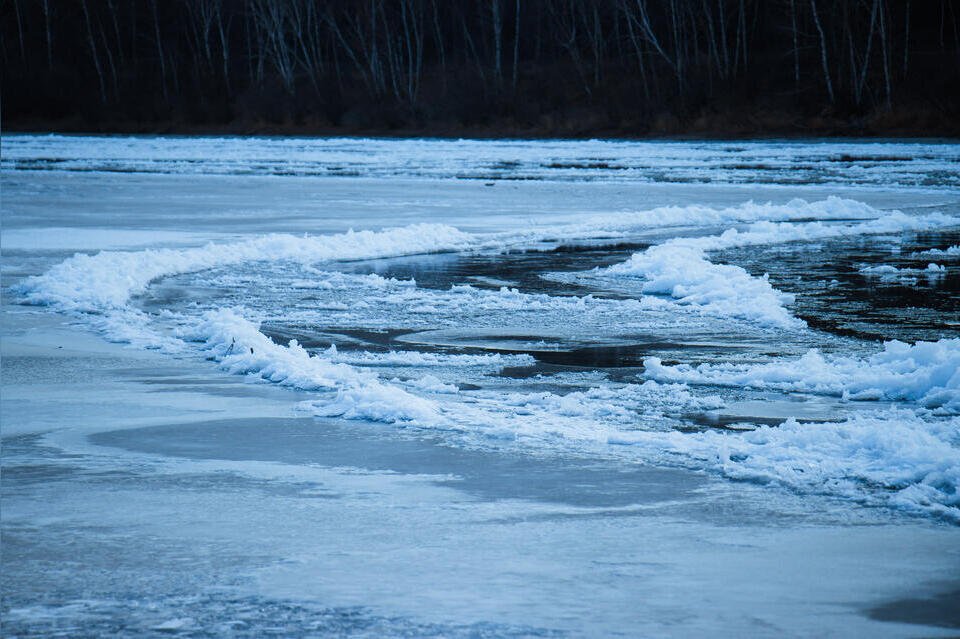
{"left": 3, "top": 134, "right": 960, "bottom": 637}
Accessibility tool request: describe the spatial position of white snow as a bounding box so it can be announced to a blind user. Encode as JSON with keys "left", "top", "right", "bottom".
{"left": 605, "top": 243, "right": 800, "bottom": 327}
{"left": 611, "top": 409, "right": 960, "bottom": 522}
{"left": 914, "top": 245, "right": 960, "bottom": 258}
{"left": 15, "top": 224, "right": 476, "bottom": 312}
{"left": 596, "top": 209, "right": 959, "bottom": 327}
{"left": 323, "top": 344, "right": 535, "bottom": 369}
{"left": 10, "top": 182, "right": 960, "bottom": 524}
{"left": 185, "top": 308, "right": 442, "bottom": 424}
{"left": 643, "top": 338, "right": 960, "bottom": 413}
{"left": 859, "top": 262, "right": 947, "bottom": 277}
{"left": 19, "top": 198, "right": 920, "bottom": 323}
{"left": 860, "top": 264, "right": 901, "bottom": 275}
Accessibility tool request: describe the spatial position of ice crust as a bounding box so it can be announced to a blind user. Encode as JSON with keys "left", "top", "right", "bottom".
{"left": 18, "top": 197, "right": 933, "bottom": 325}
{"left": 185, "top": 306, "right": 960, "bottom": 520}
{"left": 860, "top": 263, "right": 947, "bottom": 277}
{"left": 644, "top": 339, "right": 960, "bottom": 414}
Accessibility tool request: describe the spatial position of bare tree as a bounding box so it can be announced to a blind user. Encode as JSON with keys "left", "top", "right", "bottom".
{"left": 248, "top": 0, "right": 296, "bottom": 94}
{"left": 150, "top": 0, "right": 169, "bottom": 101}
{"left": 512, "top": 0, "right": 521, "bottom": 89}
{"left": 809, "top": 0, "right": 834, "bottom": 103}
{"left": 878, "top": 0, "right": 891, "bottom": 108}
{"left": 80, "top": 0, "right": 108, "bottom": 103}
{"left": 492, "top": 0, "right": 503, "bottom": 86}
{"left": 789, "top": 0, "right": 800, "bottom": 91}
{"left": 11, "top": 0, "right": 25, "bottom": 62}
{"left": 41, "top": 0, "right": 53, "bottom": 70}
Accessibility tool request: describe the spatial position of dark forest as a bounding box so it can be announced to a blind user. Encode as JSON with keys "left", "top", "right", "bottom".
{"left": 4, "top": 0, "right": 960, "bottom": 137}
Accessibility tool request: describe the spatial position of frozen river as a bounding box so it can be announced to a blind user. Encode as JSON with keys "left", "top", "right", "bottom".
{"left": 2, "top": 134, "right": 959, "bottom": 637}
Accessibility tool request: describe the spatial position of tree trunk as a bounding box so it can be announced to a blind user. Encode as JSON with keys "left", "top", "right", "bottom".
{"left": 512, "top": 0, "right": 521, "bottom": 89}
{"left": 12, "top": 0, "right": 26, "bottom": 62}
{"left": 42, "top": 0, "right": 53, "bottom": 70}
{"left": 790, "top": 0, "right": 799, "bottom": 91}
{"left": 151, "top": 0, "right": 168, "bottom": 101}
{"left": 809, "top": 0, "right": 834, "bottom": 103}
{"left": 493, "top": 0, "right": 503, "bottom": 87}
{"left": 902, "top": 0, "right": 910, "bottom": 75}
{"left": 80, "top": 0, "right": 108, "bottom": 103}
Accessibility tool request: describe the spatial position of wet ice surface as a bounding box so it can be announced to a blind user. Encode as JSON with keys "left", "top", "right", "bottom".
{"left": 3, "top": 135, "right": 960, "bottom": 637}
{"left": 717, "top": 229, "right": 960, "bottom": 342}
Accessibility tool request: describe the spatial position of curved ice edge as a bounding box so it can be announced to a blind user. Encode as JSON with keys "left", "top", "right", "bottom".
{"left": 194, "top": 308, "right": 960, "bottom": 524}
{"left": 14, "top": 197, "right": 895, "bottom": 316}
{"left": 643, "top": 338, "right": 960, "bottom": 415}
{"left": 12, "top": 223, "right": 477, "bottom": 312}
{"left": 91, "top": 308, "right": 960, "bottom": 525}
{"left": 12, "top": 198, "right": 960, "bottom": 523}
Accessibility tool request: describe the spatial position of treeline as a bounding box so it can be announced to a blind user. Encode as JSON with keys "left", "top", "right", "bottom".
{"left": 4, "top": 0, "right": 960, "bottom": 136}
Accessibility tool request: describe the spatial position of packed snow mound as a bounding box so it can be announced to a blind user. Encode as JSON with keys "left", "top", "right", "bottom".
{"left": 643, "top": 338, "right": 960, "bottom": 413}
{"left": 605, "top": 243, "right": 799, "bottom": 328}
{"left": 914, "top": 245, "right": 960, "bottom": 259}
{"left": 17, "top": 198, "right": 916, "bottom": 324}
{"left": 184, "top": 309, "right": 442, "bottom": 424}
{"left": 15, "top": 224, "right": 476, "bottom": 312}
{"left": 599, "top": 210, "right": 960, "bottom": 328}
{"left": 16, "top": 197, "right": 948, "bottom": 321}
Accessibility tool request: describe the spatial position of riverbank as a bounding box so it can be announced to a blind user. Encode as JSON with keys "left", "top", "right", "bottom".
{"left": 6, "top": 104, "right": 959, "bottom": 140}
